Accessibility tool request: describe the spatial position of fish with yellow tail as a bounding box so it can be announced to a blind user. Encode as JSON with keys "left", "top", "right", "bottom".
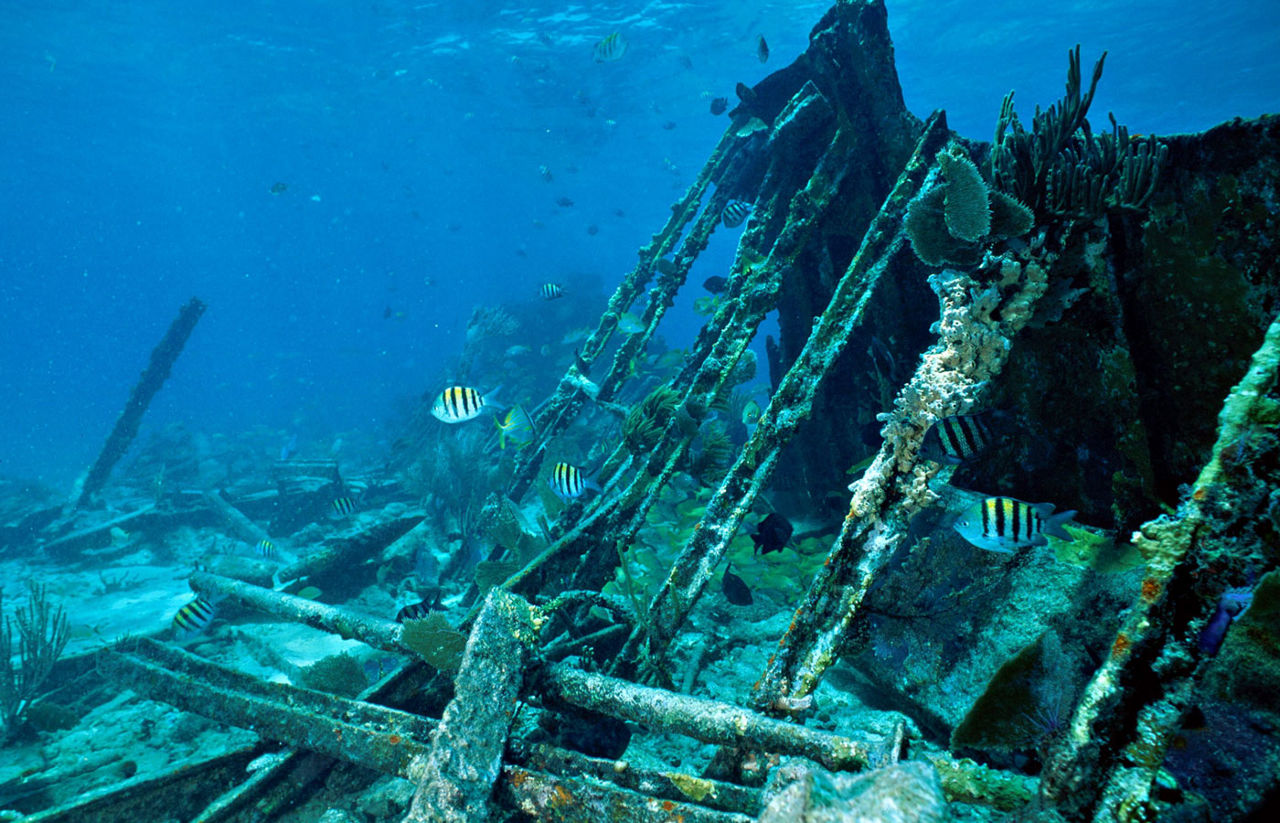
{"left": 953, "top": 496, "right": 1076, "bottom": 553}
{"left": 431, "top": 385, "right": 503, "bottom": 423}
{"left": 495, "top": 404, "right": 536, "bottom": 450}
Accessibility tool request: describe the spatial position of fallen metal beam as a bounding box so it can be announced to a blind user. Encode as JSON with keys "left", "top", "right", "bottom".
{"left": 536, "top": 663, "right": 874, "bottom": 772}
{"left": 100, "top": 637, "right": 434, "bottom": 775}
{"left": 188, "top": 571, "right": 411, "bottom": 656}
{"left": 403, "top": 588, "right": 540, "bottom": 822}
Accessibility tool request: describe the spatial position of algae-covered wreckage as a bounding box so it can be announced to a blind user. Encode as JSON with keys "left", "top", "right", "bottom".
{"left": 3, "top": 1, "right": 1279, "bottom": 820}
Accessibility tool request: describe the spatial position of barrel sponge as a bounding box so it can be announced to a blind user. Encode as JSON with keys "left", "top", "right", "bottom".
{"left": 938, "top": 148, "right": 992, "bottom": 242}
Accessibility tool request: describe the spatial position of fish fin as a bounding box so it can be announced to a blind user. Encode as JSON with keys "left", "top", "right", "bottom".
{"left": 1036, "top": 506, "right": 1077, "bottom": 542}
{"left": 484, "top": 385, "right": 506, "bottom": 411}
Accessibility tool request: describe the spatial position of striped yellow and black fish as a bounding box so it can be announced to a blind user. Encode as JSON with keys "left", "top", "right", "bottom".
{"left": 396, "top": 600, "right": 434, "bottom": 622}
{"left": 922, "top": 413, "right": 994, "bottom": 464}
{"left": 332, "top": 496, "right": 357, "bottom": 516}
{"left": 172, "top": 596, "right": 218, "bottom": 638}
{"left": 430, "top": 385, "right": 501, "bottom": 424}
{"left": 549, "top": 461, "right": 596, "bottom": 501}
{"left": 255, "top": 538, "right": 278, "bottom": 559}
{"left": 953, "top": 496, "right": 1076, "bottom": 553}
{"left": 721, "top": 200, "right": 753, "bottom": 228}
{"left": 540, "top": 282, "right": 565, "bottom": 300}
{"left": 593, "top": 31, "right": 628, "bottom": 63}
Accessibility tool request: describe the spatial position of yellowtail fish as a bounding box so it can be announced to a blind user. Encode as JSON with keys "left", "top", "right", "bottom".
{"left": 953, "top": 497, "right": 1076, "bottom": 553}
{"left": 495, "top": 404, "right": 536, "bottom": 449}
{"left": 593, "top": 31, "right": 628, "bottom": 63}
{"left": 921, "top": 413, "right": 994, "bottom": 464}
{"left": 616, "top": 312, "right": 645, "bottom": 334}
{"left": 756, "top": 34, "right": 769, "bottom": 63}
{"left": 332, "top": 497, "right": 357, "bottom": 516}
{"left": 722, "top": 200, "right": 753, "bottom": 228}
{"left": 431, "top": 385, "right": 502, "bottom": 423}
{"left": 255, "top": 539, "right": 277, "bottom": 559}
{"left": 540, "top": 282, "right": 564, "bottom": 300}
{"left": 549, "top": 462, "right": 596, "bottom": 501}
{"left": 172, "top": 596, "right": 219, "bottom": 639}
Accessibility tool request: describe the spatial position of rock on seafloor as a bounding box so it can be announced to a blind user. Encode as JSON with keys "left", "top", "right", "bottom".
{"left": 759, "top": 759, "right": 946, "bottom": 822}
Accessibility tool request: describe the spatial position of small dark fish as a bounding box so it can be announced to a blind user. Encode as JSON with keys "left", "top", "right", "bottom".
{"left": 721, "top": 200, "right": 753, "bottom": 228}
{"left": 539, "top": 164, "right": 553, "bottom": 182}
{"left": 752, "top": 513, "right": 793, "bottom": 555}
{"left": 556, "top": 196, "right": 575, "bottom": 207}
{"left": 383, "top": 305, "right": 393, "bottom": 319}
{"left": 921, "top": 413, "right": 995, "bottom": 464}
{"left": 709, "top": 97, "right": 728, "bottom": 116}
{"left": 540, "top": 282, "right": 565, "bottom": 300}
{"left": 702, "top": 276, "right": 728, "bottom": 294}
{"left": 678, "top": 55, "right": 693, "bottom": 70}
{"left": 269, "top": 182, "right": 288, "bottom": 195}
{"left": 756, "top": 34, "right": 769, "bottom": 63}
{"left": 662, "top": 120, "right": 677, "bottom": 130}
{"left": 332, "top": 497, "right": 357, "bottom": 516}
{"left": 1198, "top": 587, "right": 1254, "bottom": 655}
{"left": 722, "top": 565, "right": 754, "bottom": 606}
{"left": 172, "top": 596, "right": 218, "bottom": 638}
{"left": 655, "top": 258, "right": 679, "bottom": 277}
{"left": 255, "top": 539, "right": 278, "bottom": 559}
{"left": 613, "top": 208, "right": 626, "bottom": 218}
{"left": 593, "top": 32, "right": 628, "bottom": 63}
{"left": 586, "top": 224, "right": 599, "bottom": 235}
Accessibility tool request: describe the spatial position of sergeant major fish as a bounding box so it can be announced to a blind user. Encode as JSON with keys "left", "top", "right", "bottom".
{"left": 593, "top": 31, "right": 628, "bottom": 63}
{"left": 953, "top": 496, "right": 1076, "bottom": 553}
{"left": 172, "top": 595, "right": 221, "bottom": 640}
{"left": 549, "top": 462, "right": 598, "bottom": 501}
{"left": 431, "top": 386, "right": 502, "bottom": 423}
{"left": 921, "top": 413, "right": 995, "bottom": 464}
{"left": 721, "top": 200, "right": 753, "bottom": 228}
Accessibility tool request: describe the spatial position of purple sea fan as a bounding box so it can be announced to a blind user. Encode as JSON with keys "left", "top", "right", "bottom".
{"left": 1197, "top": 587, "right": 1254, "bottom": 655}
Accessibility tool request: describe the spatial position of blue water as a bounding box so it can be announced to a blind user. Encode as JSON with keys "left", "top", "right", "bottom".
{"left": 1, "top": 0, "right": 1276, "bottom": 487}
